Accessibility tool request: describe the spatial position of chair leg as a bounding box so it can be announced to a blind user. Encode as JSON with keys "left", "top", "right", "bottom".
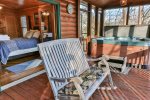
{"left": 55, "top": 96, "right": 59, "bottom": 100}
{"left": 98, "top": 73, "right": 117, "bottom": 90}
{"left": 108, "top": 73, "right": 117, "bottom": 90}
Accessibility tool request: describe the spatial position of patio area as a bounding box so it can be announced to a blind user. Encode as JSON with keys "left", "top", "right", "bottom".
{"left": 0, "top": 68, "right": 149, "bottom": 100}
{"left": 0, "top": 0, "right": 149, "bottom": 99}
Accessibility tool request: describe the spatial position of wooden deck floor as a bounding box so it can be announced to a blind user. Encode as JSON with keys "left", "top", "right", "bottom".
{"left": 0, "top": 68, "right": 149, "bottom": 100}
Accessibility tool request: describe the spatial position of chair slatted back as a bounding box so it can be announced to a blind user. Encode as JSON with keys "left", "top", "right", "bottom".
{"left": 38, "top": 38, "right": 89, "bottom": 91}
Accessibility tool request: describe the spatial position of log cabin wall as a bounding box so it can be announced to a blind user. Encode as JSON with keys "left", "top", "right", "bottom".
{"left": 56, "top": 0, "right": 77, "bottom": 38}
{"left": 0, "top": 8, "right": 20, "bottom": 38}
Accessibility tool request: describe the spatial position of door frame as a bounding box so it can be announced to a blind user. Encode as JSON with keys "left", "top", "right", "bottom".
{"left": 41, "top": 0, "right": 61, "bottom": 39}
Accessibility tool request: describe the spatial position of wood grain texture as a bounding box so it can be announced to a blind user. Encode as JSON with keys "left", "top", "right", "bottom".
{"left": 91, "top": 43, "right": 150, "bottom": 66}
{"left": 84, "top": 0, "right": 150, "bottom": 8}
{"left": 0, "top": 54, "right": 42, "bottom": 86}
{"left": 18, "top": 4, "right": 55, "bottom": 35}
{"left": 0, "top": 8, "right": 19, "bottom": 38}
{"left": 0, "top": 0, "right": 46, "bottom": 10}
{"left": 0, "top": 68, "right": 149, "bottom": 100}
{"left": 56, "top": 0, "right": 77, "bottom": 38}
{"left": 0, "top": 0, "right": 78, "bottom": 38}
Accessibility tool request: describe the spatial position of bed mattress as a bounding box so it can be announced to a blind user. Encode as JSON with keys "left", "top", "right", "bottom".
{"left": 0, "top": 37, "right": 39, "bottom": 64}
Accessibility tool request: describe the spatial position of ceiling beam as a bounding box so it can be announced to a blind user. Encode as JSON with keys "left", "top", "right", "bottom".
{"left": 83, "top": 0, "right": 150, "bottom": 9}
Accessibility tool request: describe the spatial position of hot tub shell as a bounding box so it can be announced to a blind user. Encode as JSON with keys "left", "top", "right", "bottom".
{"left": 91, "top": 37, "right": 150, "bottom": 68}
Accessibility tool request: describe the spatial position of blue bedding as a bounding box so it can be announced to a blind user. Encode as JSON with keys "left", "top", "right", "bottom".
{"left": 0, "top": 38, "right": 39, "bottom": 64}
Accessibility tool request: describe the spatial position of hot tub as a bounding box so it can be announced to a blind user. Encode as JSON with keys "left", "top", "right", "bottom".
{"left": 91, "top": 37, "right": 150, "bottom": 68}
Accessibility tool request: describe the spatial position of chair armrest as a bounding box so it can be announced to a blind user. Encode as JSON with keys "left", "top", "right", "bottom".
{"left": 50, "top": 77, "right": 68, "bottom": 82}
{"left": 69, "top": 77, "right": 83, "bottom": 84}
{"left": 87, "top": 55, "right": 109, "bottom": 62}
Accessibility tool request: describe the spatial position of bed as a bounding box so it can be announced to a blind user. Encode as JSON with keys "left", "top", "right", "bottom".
{"left": 0, "top": 37, "right": 39, "bottom": 65}
{"left": 0, "top": 37, "right": 47, "bottom": 91}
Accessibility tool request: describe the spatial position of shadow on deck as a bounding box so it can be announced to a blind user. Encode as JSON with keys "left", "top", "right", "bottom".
{"left": 0, "top": 68, "right": 149, "bottom": 100}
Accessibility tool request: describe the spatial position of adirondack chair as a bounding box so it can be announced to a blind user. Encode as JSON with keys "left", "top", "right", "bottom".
{"left": 38, "top": 38, "right": 116, "bottom": 100}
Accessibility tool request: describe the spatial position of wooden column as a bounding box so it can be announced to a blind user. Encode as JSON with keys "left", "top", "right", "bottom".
{"left": 123, "top": 8, "right": 127, "bottom": 25}
{"left": 76, "top": 0, "right": 80, "bottom": 38}
{"left": 0, "top": 63, "right": 2, "bottom": 71}
{"left": 138, "top": 6, "right": 143, "bottom": 25}
{"left": 126, "top": 7, "right": 130, "bottom": 25}
{"left": 87, "top": 4, "right": 92, "bottom": 55}
{"left": 100, "top": 9, "right": 104, "bottom": 36}
{"left": 95, "top": 7, "right": 99, "bottom": 37}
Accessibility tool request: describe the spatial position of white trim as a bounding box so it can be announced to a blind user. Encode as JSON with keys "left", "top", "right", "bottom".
{"left": 0, "top": 70, "right": 45, "bottom": 91}
{"left": 9, "top": 47, "right": 38, "bottom": 57}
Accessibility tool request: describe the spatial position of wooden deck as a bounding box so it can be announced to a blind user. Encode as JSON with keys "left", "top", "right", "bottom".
{"left": 0, "top": 68, "right": 149, "bottom": 100}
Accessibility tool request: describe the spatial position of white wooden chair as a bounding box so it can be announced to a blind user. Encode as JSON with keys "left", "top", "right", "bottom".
{"left": 38, "top": 38, "right": 116, "bottom": 100}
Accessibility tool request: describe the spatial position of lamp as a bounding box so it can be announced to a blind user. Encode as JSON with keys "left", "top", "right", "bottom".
{"left": 42, "top": 11, "right": 50, "bottom": 16}
{"left": 120, "top": 0, "right": 127, "bottom": 6}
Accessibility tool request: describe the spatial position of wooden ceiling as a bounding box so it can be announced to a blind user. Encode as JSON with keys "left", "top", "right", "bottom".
{"left": 0, "top": 0, "right": 150, "bottom": 10}
{"left": 84, "top": 0, "right": 150, "bottom": 8}
{"left": 0, "top": 0, "right": 47, "bottom": 10}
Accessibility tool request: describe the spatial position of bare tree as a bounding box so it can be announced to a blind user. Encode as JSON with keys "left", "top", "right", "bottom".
{"left": 141, "top": 5, "right": 150, "bottom": 24}
{"left": 104, "top": 8, "right": 124, "bottom": 26}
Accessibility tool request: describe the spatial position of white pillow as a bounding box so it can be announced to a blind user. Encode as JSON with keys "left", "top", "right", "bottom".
{"left": 25, "top": 31, "right": 34, "bottom": 38}
{"left": 32, "top": 31, "right": 40, "bottom": 38}
{"left": 0, "top": 35, "right": 10, "bottom": 40}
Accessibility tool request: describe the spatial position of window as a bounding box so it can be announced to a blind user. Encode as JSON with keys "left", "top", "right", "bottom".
{"left": 141, "top": 5, "right": 150, "bottom": 25}
{"left": 128, "top": 5, "right": 150, "bottom": 25}
{"left": 80, "top": 2, "right": 88, "bottom": 52}
{"left": 104, "top": 5, "right": 150, "bottom": 26}
{"left": 80, "top": 2, "right": 88, "bottom": 38}
{"left": 80, "top": 2, "right": 88, "bottom": 11}
{"left": 91, "top": 6, "right": 95, "bottom": 36}
{"left": 20, "top": 16, "right": 27, "bottom": 37}
{"left": 104, "top": 8, "right": 124, "bottom": 26}
{"left": 128, "top": 6, "right": 139, "bottom": 25}
{"left": 80, "top": 11, "right": 88, "bottom": 35}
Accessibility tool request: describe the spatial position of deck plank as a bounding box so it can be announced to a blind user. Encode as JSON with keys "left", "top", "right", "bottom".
{"left": 17, "top": 81, "right": 42, "bottom": 98}
{"left": 0, "top": 92, "right": 13, "bottom": 100}
{"left": 0, "top": 68, "right": 149, "bottom": 100}
{"left": 11, "top": 85, "right": 37, "bottom": 100}
{"left": 4, "top": 88, "right": 26, "bottom": 100}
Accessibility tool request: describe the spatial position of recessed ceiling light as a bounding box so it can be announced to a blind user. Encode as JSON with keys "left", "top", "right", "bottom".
{"left": 0, "top": 6, "right": 3, "bottom": 10}
{"left": 18, "top": 0, "right": 24, "bottom": 5}
{"left": 120, "top": 0, "right": 127, "bottom": 6}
